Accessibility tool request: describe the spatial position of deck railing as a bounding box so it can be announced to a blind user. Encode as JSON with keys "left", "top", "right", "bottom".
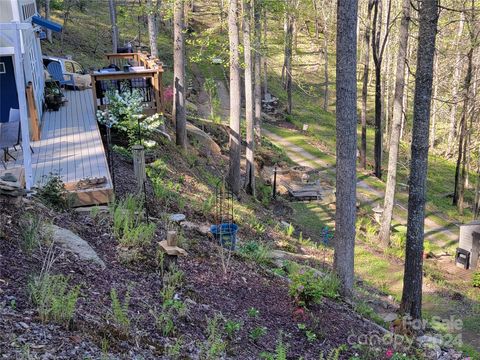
{"left": 91, "top": 53, "right": 164, "bottom": 115}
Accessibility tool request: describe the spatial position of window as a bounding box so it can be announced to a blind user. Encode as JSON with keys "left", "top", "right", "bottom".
{"left": 73, "top": 62, "right": 85, "bottom": 74}
{"left": 0, "top": 63, "right": 5, "bottom": 74}
{"left": 65, "top": 61, "right": 74, "bottom": 73}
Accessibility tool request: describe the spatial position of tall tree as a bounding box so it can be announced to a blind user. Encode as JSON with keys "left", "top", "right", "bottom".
{"left": 334, "top": 0, "right": 358, "bottom": 298}
{"left": 321, "top": 4, "right": 331, "bottom": 111}
{"left": 360, "top": 0, "right": 374, "bottom": 169}
{"left": 45, "top": 0, "right": 53, "bottom": 43}
{"left": 243, "top": 0, "right": 255, "bottom": 196}
{"left": 284, "top": 1, "right": 296, "bottom": 114}
{"left": 263, "top": 7, "right": 268, "bottom": 100}
{"left": 446, "top": 13, "right": 465, "bottom": 157}
{"left": 371, "top": 0, "right": 392, "bottom": 179}
{"left": 253, "top": 0, "right": 262, "bottom": 136}
{"left": 147, "top": 0, "right": 159, "bottom": 58}
{"left": 378, "top": 0, "right": 411, "bottom": 247}
{"left": 173, "top": 0, "right": 187, "bottom": 149}
{"left": 228, "top": 0, "right": 242, "bottom": 195}
{"left": 108, "top": 0, "right": 119, "bottom": 53}
{"left": 400, "top": 0, "right": 438, "bottom": 320}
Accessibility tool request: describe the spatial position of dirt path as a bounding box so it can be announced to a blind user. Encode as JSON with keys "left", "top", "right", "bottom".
{"left": 262, "top": 127, "right": 458, "bottom": 246}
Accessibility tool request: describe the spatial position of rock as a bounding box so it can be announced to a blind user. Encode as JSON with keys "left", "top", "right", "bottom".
{"left": 18, "top": 322, "right": 29, "bottom": 329}
{"left": 379, "top": 312, "right": 397, "bottom": 322}
{"left": 417, "top": 335, "right": 443, "bottom": 347}
{"left": 170, "top": 213, "right": 186, "bottom": 223}
{"left": 181, "top": 221, "right": 210, "bottom": 236}
{"left": 150, "top": 127, "right": 172, "bottom": 142}
{"left": 49, "top": 225, "right": 106, "bottom": 269}
{"left": 186, "top": 122, "right": 221, "bottom": 157}
{"left": 74, "top": 206, "right": 109, "bottom": 215}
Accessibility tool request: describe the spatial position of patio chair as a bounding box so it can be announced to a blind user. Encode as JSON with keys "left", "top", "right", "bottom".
{"left": 0, "top": 109, "right": 33, "bottom": 169}
{"left": 47, "top": 62, "right": 76, "bottom": 88}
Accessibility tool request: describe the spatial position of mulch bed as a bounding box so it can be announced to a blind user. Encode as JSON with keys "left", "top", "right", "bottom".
{"left": 0, "top": 152, "right": 399, "bottom": 360}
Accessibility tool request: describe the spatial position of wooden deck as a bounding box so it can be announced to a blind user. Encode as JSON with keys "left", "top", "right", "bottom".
{"left": 2, "top": 89, "right": 114, "bottom": 206}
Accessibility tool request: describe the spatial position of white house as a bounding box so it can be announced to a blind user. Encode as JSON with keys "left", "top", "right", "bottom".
{"left": 0, "top": 0, "right": 62, "bottom": 189}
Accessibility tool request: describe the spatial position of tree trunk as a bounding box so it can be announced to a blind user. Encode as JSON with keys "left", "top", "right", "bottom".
{"left": 45, "top": 0, "right": 53, "bottom": 43}
{"left": 334, "top": 0, "right": 358, "bottom": 298}
{"left": 228, "top": 0, "right": 242, "bottom": 195}
{"left": 446, "top": 14, "right": 465, "bottom": 157}
{"left": 400, "top": 0, "right": 438, "bottom": 320}
{"left": 243, "top": 0, "right": 255, "bottom": 196}
{"left": 360, "top": 1, "right": 374, "bottom": 170}
{"left": 174, "top": 0, "right": 187, "bottom": 149}
{"left": 147, "top": 0, "right": 159, "bottom": 58}
{"left": 378, "top": 0, "right": 410, "bottom": 247}
{"left": 108, "top": 0, "right": 119, "bottom": 53}
{"left": 371, "top": 0, "right": 384, "bottom": 179}
{"left": 321, "top": 6, "right": 329, "bottom": 112}
{"left": 263, "top": 7, "right": 268, "bottom": 100}
{"left": 284, "top": 8, "right": 294, "bottom": 114}
{"left": 453, "top": 47, "right": 474, "bottom": 210}
{"left": 254, "top": 0, "right": 262, "bottom": 137}
{"left": 429, "top": 53, "right": 438, "bottom": 149}
{"left": 474, "top": 146, "right": 480, "bottom": 219}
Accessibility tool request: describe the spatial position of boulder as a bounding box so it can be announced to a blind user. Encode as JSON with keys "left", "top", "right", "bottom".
{"left": 186, "top": 122, "right": 221, "bottom": 157}
{"left": 49, "top": 225, "right": 105, "bottom": 269}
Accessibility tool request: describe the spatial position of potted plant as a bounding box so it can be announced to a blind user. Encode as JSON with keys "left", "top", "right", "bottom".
{"left": 44, "top": 81, "right": 63, "bottom": 111}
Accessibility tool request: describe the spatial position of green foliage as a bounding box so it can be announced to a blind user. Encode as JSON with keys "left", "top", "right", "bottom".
{"left": 224, "top": 319, "right": 242, "bottom": 340}
{"left": 284, "top": 223, "right": 295, "bottom": 237}
{"left": 247, "top": 307, "right": 259, "bottom": 318}
{"left": 288, "top": 265, "right": 340, "bottom": 307}
{"left": 110, "top": 288, "right": 131, "bottom": 335}
{"left": 37, "top": 174, "right": 69, "bottom": 210}
{"left": 153, "top": 266, "right": 186, "bottom": 337}
{"left": 238, "top": 241, "right": 271, "bottom": 265}
{"left": 201, "top": 314, "right": 226, "bottom": 359}
{"left": 261, "top": 332, "right": 288, "bottom": 360}
{"left": 166, "top": 336, "right": 183, "bottom": 359}
{"left": 202, "top": 194, "right": 216, "bottom": 215}
{"left": 110, "top": 195, "right": 156, "bottom": 248}
{"left": 473, "top": 272, "right": 480, "bottom": 287}
{"left": 249, "top": 326, "right": 268, "bottom": 342}
{"left": 20, "top": 213, "right": 47, "bottom": 255}
{"left": 354, "top": 302, "right": 387, "bottom": 327}
{"left": 28, "top": 273, "right": 80, "bottom": 329}
{"left": 297, "top": 323, "right": 317, "bottom": 342}
{"left": 318, "top": 345, "right": 346, "bottom": 360}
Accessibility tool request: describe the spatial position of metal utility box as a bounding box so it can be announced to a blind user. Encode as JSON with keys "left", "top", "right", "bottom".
{"left": 457, "top": 221, "right": 480, "bottom": 270}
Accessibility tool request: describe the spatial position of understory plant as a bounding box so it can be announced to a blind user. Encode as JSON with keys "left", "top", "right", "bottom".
{"left": 110, "top": 288, "right": 131, "bottom": 335}
{"left": 20, "top": 213, "right": 48, "bottom": 255}
{"left": 110, "top": 195, "right": 156, "bottom": 248}
{"left": 259, "top": 332, "right": 288, "bottom": 360}
{"left": 28, "top": 261, "right": 80, "bottom": 329}
{"left": 473, "top": 272, "right": 480, "bottom": 288}
{"left": 37, "top": 174, "right": 69, "bottom": 210}
{"left": 288, "top": 265, "right": 340, "bottom": 307}
{"left": 201, "top": 313, "right": 226, "bottom": 359}
{"left": 238, "top": 241, "right": 271, "bottom": 265}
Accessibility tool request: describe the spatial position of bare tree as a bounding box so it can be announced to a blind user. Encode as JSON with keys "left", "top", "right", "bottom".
{"left": 45, "top": 0, "right": 53, "bottom": 43}
{"left": 228, "top": 0, "right": 242, "bottom": 195}
{"left": 371, "top": 0, "right": 392, "bottom": 179}
{"left": 147, "top": 0, "right": 159, "bottom": 57}
{"left": 108, "top": 0, "right": 119, "bottom": 53}
{"left": 379, "top": 0, "right": 411, "bottom": 247}
{"left": 360, "top": 0, "right": 374, "bottom": 169}
{"left": 173, "top": 0, "right": 187, "bottom": 149}
{"left": 243, "top": 0, "right": 255, "bottom": 196}
{"left": 284, "top": 1, "right": 296, "bottom": 114}
{"left": 400, "top": 0, "right": 438, "bottom": 320}
{"left": 263, "top": 7, "right": 268, "bottom": 100}
{"left": 334, "top": 0, "right": 358, "bottom": 298}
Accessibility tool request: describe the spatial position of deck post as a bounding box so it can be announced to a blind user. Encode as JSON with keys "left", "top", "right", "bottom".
{"left": 132, "top": 145, "right": 146, "bottom": 195}
{"left": 12, "top": 22, "right": 33, "bottom": 190}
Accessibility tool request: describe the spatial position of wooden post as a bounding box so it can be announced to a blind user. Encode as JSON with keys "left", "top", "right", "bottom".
{"left": 26, "top": 82, "right": 40, "bottom": 141}
{"left": 167, "top": 231, "right": 177, "bottom": 246}
{"left": 153, "top": 72, "right": 161, "bottom": 114}
{"left": 132, "top": 145, "right": 146, "bottom": 194}
{"left": 91, "top": 74, "right": 98, "bottom": 111}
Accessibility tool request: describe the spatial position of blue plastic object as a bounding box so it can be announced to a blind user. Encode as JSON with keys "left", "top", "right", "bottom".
{"left": 210, "top": 223, "right": 239, "bottom": 250}
{"left": 32, "top": 16, "right": 63, "bottom": 33}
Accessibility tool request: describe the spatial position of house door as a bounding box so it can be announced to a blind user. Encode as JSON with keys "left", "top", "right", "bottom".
{"left": 0, "top": 56, "right": 19, "bottom": 123}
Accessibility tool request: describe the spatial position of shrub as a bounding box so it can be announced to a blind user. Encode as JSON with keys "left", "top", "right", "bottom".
{"left": 288, "top": 266, "right": 340, "bottom": 307}
{"left": 110, "top": 195, "right": 156, "bottom": 248}
{"left": 21, "top": 213, "right": 47, "bottom": 255}
{"left": 473, "top": 272, "right": 480, "bottom": 288}
{"left": 238, "top": 241, "right": 271, "bottom": 265}
{"left": 202, "top": 314, "right": 226, "bottom": 359}
{"left": 37, "top": 174, "right": 69, "bottom": 210}
{"left": 110, "top": 288, "right": 131, "bottom": 335}
{"left": 28, "top": 273, "right": 80, "bottom": 329}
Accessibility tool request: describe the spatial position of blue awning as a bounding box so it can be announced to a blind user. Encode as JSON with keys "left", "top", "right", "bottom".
{"left": 32, "top": 16, "right": 63, "bottom": 33}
